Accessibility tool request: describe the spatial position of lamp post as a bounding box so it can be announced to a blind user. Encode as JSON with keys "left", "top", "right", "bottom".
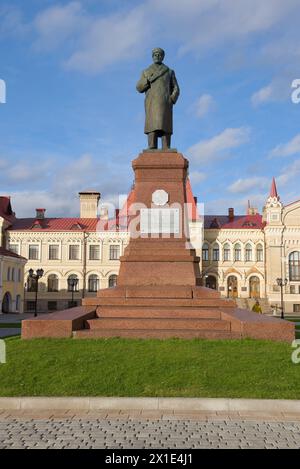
{"left": 67, "top": 277, "right": 79, "bottom": 308}
{"left": 28, "top": 268, "right": 44, "bottom": 317}
{"left": 276, "top": 277, "right": 288, "bottom": 319}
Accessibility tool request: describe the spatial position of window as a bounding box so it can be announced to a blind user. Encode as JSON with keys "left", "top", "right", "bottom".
{"left": 290, "top": 285, "right": 296, "bottom": 294}
{"left": 293, "top": 304, "right": 300, "bottom": 313}
{"left": 245, "top": 243, "right": 253, "bottom": 262}
{"left": 202, "top": 243, "right": 209, "bottom": 261}
{"left": 16, "top": 295, "right": 21, "bottom": 312}
{"left": 223, "top": 244, "right": 231, "bottom": 261}
{"left": 7, "top": 267, "right": 10, "bottom": 281}
{"left": 18, "top": 269, "right": 21, "bottom": 282}
{"left": 89, "top": 245, "right": 100, "bottom": 260}
{"left": 109, "top": 275, "right": 118, "bottom": 288}
{"left": 9, "top": 244, "right": 19, "bottom": 255}
{"left": 109, "top": 245, "right": 120, "bottom": 260}
{"left": 69, "top": 245, "right": 80, "bottom": 260}
{"left": 68, "top": 274, "right": 79, "bottom": 292}
{"left": 29, "top": 244, "right": 39, "bottom": 260}
{"left": 26, "top": 301, "right": 35, "bottom": 312}
{"left": 88, "top": 275, "right": 99, "bottom": 292}
{"left": 49, "top": 244, "right": 60, "bottom": 260}
{"left": 234, "top": 244, "right": 242, "bottom": 261}
{"left": 289, "top": 252, "right": 300, "bottom": 281}
{"left": 257, "top": 245, "right": 264, "bottom": 262}
{"left": 48, "top": 274, "right": 59, "bottom": 292}
{"left": 212, "top": 246, "right": 219, "bottom": 261}
{"left": 48, "top": 301, "right": 57, "bottom": 311}
{"left": 11, "top": 268, "right": 15, "bottom": 281}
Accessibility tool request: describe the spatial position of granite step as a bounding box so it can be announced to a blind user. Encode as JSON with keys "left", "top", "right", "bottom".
{"left": 86, "top": 317, "right": 231, "bottom": 331}
{"left": 96, "top": 306, "right": 221, "bottom": 319}
{"left": 84, "top": 297, "right": 236, "bottom": 308}
{"left": 74, "top": 329, "right": 241, "bottom": 340}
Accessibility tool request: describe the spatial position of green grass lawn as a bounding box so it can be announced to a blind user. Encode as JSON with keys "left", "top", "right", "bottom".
{"left": 0, "top": 337, "right": 299, "bottom": 399}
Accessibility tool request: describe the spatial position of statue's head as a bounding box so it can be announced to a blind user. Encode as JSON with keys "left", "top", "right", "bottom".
{"left": 152, "top": 48, "right": 165, "bottom": 64}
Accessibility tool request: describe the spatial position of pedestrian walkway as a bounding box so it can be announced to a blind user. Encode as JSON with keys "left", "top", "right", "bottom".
{"left": 0, "top": 410, "right": 299, "bottom": 449}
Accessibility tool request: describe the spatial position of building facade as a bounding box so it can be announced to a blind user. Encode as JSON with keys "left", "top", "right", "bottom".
{"left": 0, "top": 197, "right": 26, "bottom": 313}
{"left": 2, "top": 179, "right": 300, "bottom": 315}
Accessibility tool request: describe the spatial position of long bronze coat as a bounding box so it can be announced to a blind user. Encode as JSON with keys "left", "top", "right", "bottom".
{"left": 136, "top": 63, "right": 180, "bottom": 135}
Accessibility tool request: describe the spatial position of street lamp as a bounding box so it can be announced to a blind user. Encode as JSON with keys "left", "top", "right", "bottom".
{"left": 28, "top": 268, "right": 44, "bottom": 317}
{"left": 276, "top": 277, "right": 288, "bottom": 319}
{"left": 67, "top": 277, "right": 79, "bottom": 308}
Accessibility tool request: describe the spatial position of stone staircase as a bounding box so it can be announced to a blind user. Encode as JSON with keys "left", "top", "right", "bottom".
{"left": 74, "top": 286, "right": 241, "bottom": 340}
{"left": 235, "top": 298, "right": 271, "bottom": 314}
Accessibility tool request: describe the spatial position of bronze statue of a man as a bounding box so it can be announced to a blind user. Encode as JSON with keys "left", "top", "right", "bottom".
{"left": 136, "top": 48, "right": 180, "bottom": 150}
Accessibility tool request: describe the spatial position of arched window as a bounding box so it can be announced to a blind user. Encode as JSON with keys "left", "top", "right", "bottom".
{"left": 109, "top": 275, "right": 118, "bottom": 288}
{"left": 7, "top": 267, "right": 10, "bottom": 281}
{"left": 48, "top": 274, "right": 59, "bottom": 292}
{"left": 88, "top": 275, "right": 99, "bottom": 292}
{"left": 212, "top": 244, "right": 219, "bottom": 261}
{"left": 256, "top": 244, "right": 264, "bottom": 262}
{"left": 234, "top": 243, "right": 242, "bottom": 262}
{"left": 245, "top": 243, "right": 253, "bottom": 262}
{"left": 289, "top": 252, "right": 300, "bottom": 281}
{"left": 202, "top": 243, "right": 209, "bottom": 261}
{"left": 68, "top": 274, "right": 79, "bottom": 292}
{"left": 223, "top": 243, "right": 231, "bottom": 261}
{"left": 11, "top": 268, "right": 15, "bottom": 281}
{"left": 18, "top": 269, "right": 21, "bottom": 282}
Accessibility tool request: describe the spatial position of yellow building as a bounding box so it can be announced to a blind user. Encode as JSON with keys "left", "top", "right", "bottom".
{"left": 0, "top": 247, "right": 26, "bottom": 313}
{"left": 2, "top": 178, "right": 300, "bottom": 315}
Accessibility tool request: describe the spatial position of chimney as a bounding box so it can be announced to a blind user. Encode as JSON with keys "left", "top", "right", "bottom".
{"left": 100, "top": 206, "right": 109, "bottom": 221}
{"left": 79, "top": 190, "right": 100, "bottom": 218}
{"left": 228, "top": 208, "right": 234, "bottom": 222}
{"left": 194, "top": 196, "right": 198, "bottom": 205}
{"left": 36, "top": 208, "right": 46, "bottom": 219}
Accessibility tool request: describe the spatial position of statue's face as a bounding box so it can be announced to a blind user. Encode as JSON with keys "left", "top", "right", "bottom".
{"left": 152, "top": 50, "right": 164, "bottom": 64}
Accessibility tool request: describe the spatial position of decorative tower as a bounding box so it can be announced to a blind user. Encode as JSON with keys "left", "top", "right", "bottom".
{"left": 263, "top": 177, "right": 282, "bottom": 225}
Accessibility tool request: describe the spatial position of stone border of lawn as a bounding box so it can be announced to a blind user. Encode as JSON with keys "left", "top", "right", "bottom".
{"left": 0, "top": 397, "right": 300, "bottom": 413}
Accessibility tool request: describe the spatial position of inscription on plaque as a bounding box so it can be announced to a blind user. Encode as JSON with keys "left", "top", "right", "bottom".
{"left": 140, "top": 208, "right": 180, "bottom": 234}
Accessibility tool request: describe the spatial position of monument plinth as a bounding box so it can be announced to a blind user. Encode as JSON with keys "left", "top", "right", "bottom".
{"left": 117, "top": 150, "right": 201, "bottom": 287}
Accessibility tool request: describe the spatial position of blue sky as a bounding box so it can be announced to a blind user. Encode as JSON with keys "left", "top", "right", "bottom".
{"left": 0, "top": 0, "right": 300, "bottom": 217}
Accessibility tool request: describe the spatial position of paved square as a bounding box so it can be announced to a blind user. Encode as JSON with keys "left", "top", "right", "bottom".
{"left": 0, "top": 412, "right": 299, "bottom": 449}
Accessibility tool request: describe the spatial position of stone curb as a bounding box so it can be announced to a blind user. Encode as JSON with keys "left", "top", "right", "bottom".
{"left": 0, "top": 397, "right": 300, "bottom": 413}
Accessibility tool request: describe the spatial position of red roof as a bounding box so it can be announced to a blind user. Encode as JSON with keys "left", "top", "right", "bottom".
{"left": 204, "top": 213, "right": 264, "bottom": 230}
{"left": 270, "top": 177, "right": 279, "bottom": 198}
{"left": 0, "top": 247, "right": 26, "bottom": 260}
{"left": 9, "top": 218, "right": 100, "bottom": 232}
{"left": 7, "top": 181, "right": 264, "bottom": 233}
{"left": 0, "top": 197, "right": 15, "bottom": 223}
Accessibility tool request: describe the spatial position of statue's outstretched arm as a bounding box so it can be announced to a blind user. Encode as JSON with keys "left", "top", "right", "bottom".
{"left": 136, "top": 72, "right": 150, "bottom": 93}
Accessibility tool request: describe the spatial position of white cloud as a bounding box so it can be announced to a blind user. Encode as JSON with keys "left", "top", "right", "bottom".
{"left": 277, "top": 158, "right": 300, "bottom": 186}
{"left": 204, "top": 193, "right": 267, "bottom": 215}
{"left": 269, "top": 134, "right": 300, "bottom": 158}
{"left": 186, "top": 127, "right": 250, "bottom": 164}
{"left": 34, "top": 1, "right": 85, "bottom": 51}
{"left": 228, "top": 177, "right": 269, "bottom": 194}
{"left": 1, "top": 153, "right": 132, "bottom": 217}
{"left": 189, "top": 171, "right": 207, "bottom": 185}
{"left": 192, "top": 94, "right": 215, "bottom": 118}
{"left": 251, "top": 77, "right": 291, "bottom": 107}
{"left": 29, "top": 0, "right": 300, "bottom": 73}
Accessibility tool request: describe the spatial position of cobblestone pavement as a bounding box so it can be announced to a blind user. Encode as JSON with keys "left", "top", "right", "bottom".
{"left": 0, "top": 411, "right": 300, "bottom": 449}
